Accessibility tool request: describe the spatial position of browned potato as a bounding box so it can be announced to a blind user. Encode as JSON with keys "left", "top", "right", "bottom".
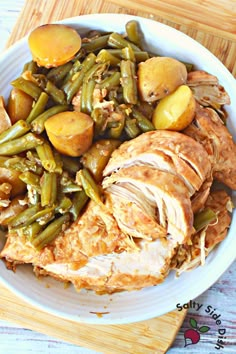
{"left": 0, "top": 196, "right": 27, "bottom": 226}
{"left": 138, "top": 57, "right": 187, "bottom": 102}
{"left": 152, "top": 85, "right": 196, "bottom": 131}
{"left": 7, "top": 88, "right": 34, "bottom": 124}
{"left": 0, "top": 96, "right": 11, "bottom": 134}
{"left": 28, "top": 24, "right": 82, "bottom": 68}
{"left": 45, "top": 111, "right": 94, "bottom": 157}
{"left": 0, "top": 167, "right": 26, "bottom": 197}
{"left": 81, "top": 139, "right": 121, "bottom": 182}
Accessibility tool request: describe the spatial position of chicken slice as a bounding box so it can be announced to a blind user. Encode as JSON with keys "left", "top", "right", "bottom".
{"left": 171, "top": 190, "right": 233, "bottom": 273}
{"left": 103, "top": 166, "right": 194, "bottom": 243}
{"left": 184, "top": 106, "right": 236, "bottom": 189}
{"left": 45, "top": 237, "right": 178, "bottom": 293}
{"left": 1, "top": 199, "right": 178, "bottom": 293}
{"left": 103, "top": 130, "right": 211, "bottom": 196}
{"left": 105, "top": 185, "right": 167, "bottom": 241}
{"left": 187, "top": 70, "right": 231, "bottom": 109}
{"left": 0, "top": 201, "right": 135, "bottom": 271}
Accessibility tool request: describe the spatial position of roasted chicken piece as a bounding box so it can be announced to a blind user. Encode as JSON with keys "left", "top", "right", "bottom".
{"left": 103, "top": 166, "right": 194, "bottom": 243}
{"left": 184, "top": 106, "right": 236, "bottom": 189}
{"left": 103, "top": 130, "right": 211, "bottom": 197}
{"left": 171, "top": 190, "right": 233, "bottom": 274}
{"left": 187, "top": 70, "right": 230, "bottom": 110}
{"left": 1, "top": 200, "right": 179, "bottom": 293}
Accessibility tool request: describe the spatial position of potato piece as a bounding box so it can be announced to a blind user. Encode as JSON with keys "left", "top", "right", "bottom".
{"left": 28, "top": 24, "right": 81, "bottom": 68}
{"left": 0, "top": 167, "right": 26, "bottom": 197}
{"left": 152, "top": 85, "right": 196, "bottom": 131}
{"left": 0, "top": 196, "right": 27, "bottom": 226}
{"left": 138, "top": 57, "right": 187, "bottom": 102}
{"left": 0, "top": 96, "right": 11, "bottom": 134}
{"left": 81, "top": 139, "right": 121, "bottom": 182}
{"left": 45, "top": 111, "right": 94, "bottom": 157}
{"left": 7, "top": 88, "right": 34, "bottom": 124}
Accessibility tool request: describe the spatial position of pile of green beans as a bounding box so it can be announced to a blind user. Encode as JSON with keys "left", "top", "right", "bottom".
{"left": 0, "top": 20, "right": 192, "bottom": 250}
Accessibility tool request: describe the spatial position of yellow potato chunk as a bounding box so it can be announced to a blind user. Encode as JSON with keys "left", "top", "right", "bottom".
{"left": 138, "top": 57, "right": 187, "bottom": 102}
{"left": 45, "top": 111, "right": 94, "bottom": 157}
{"left": 7, "top": 88, "right": 34, "bottom": 124}
{"left": 152, "top": 85, "right": 196, "bottom": 131}
{"left": 28, "top": 24, "right": 81, "bottom": 68}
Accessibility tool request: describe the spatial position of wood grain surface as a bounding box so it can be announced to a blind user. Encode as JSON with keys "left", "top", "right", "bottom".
{"left": 0, "top": 285, "right": 187, "bottom": 354}
{"left": 0, "top": 0, "right": 235, "bottom": 353}
{"left": 6, "top": 0, "right": 236, "bottom": 77}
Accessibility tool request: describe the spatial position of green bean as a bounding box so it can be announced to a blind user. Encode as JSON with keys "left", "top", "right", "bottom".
{"left": 109, "top": 116, "right": 125, "bottom": 139}
{"left": 98, "top": 71, "right": 121, "bottom": 90}
{"left": 0, "top": 120, "right": 30, "bottom": 145}
{"left": 64, "top": 53, "right": 96, "bottom": 103}
{"left": 19, "top": 171, "right": 41, "bottom": 192}
{"left": 23, "top": 222, "right": 44, "bottom": 241}
{"left": 40, "top": 172, "right": 57, "bottom": 207}
{"left": 80, "top": 79, "right": 96, "bottom": 114}
{"left": 125, "top": 118, "right": 141, "bottom": 138}
{"left": 55, "top": 196, "right": 72, "bottom": 214}
{"left": 70, "top": 190, "right": 89, "bottom": 221}
{"left": 135, "top": 101, "right": 154, "bottom": 119}
{"left": 61, "top": 155, "right": 81, "bottom": 175}
{"left": 28, "top": 207, "right": 55, "bottom": 226}
{"left": 81, "top": 34, "right": 110, "bottom": 53}
{"left": 78, "top": 168, "right": 102, "bottom": 205}
{"left": 3, "top": 156, "right": 42, "bottom": 175}
{"left": 132, "top": 107, "right": 155, "bottom": 132}
{"left": 26, "top": 92, "right": 49, "bottom": 124}
{"left": 120, "top": 60, "right": 138, "bottom": 104}
{"left": 45, "top": 80, "right": 66, "bottom": 105}
{"left": 61, "top": 183, "right": 82, "bottom": 193}
{"left": 8, "top": 204, "right": 41, "bottom": 228}
{"left": 23, "top": 61, "right": 38, "bottom": 74}
{"left": 91, "top": 108, "right": 106, "bottom": 136}
{"left": 0, "top": 132, "right": 43, "bottom": 156}
{"left": 53, "top": 151, "right": 63, "bottom": 174}
{"left": 31, "top": 213, "right": 70, "bottom": 250}
{"left": 106, "top": 49, "right": 149, "bottom": 62}
{"left": 96, "top": 50, "right": 120, "bottom": 66}
{"left": 125, "top": 20, "right": 143, "bottom": 49}
{"left": 11, "top": 77, "right": 43, "bottom": 100}
{"left": 121, "top": 46, "right": 135, "bottom": 62}
{"left": 108, "top": 32, "right": 141, "bottom": 51}
{"left": 47, "top": 62, "right": 73, "bottom": 84}
{"left": 36, "top": 142, "right": 57, "bottom": 172}
{"left": 31, "top": 104, "right": 68, "bottom": 134}
{"left": 194, "top": 208, "right": 217, "bottom": 232}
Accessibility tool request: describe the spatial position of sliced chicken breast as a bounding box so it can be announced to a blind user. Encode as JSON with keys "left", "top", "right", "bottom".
{"left": 103, "top": 166, "right": 194, "bottom": 243}
{"left": 184, "top": 106, "right": 236, "bottom": 189}
{"left": 103, "top": 130, "right": 211, "bottom": 195}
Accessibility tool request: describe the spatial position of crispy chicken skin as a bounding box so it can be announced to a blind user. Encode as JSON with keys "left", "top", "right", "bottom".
{"left": 184, "top": 106, "right": 236, "bottom": 189}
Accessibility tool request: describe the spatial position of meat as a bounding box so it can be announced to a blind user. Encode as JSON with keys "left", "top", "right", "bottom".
{"left": 187, "top": 70, "right": 231, "bottom": 109}
{"left": 171, "top": 190, "right": 233, "bottom": 274}
{"left": 103, "top": 130, "right": 211, "bottom": 196}
{"left": 184, "top": 106, "right": 236, "bottom": 189}
{"left": 46, "top": 237, "right": 178, "bottom": 293}
{"left": 1, "top": 200, "right": 178, "bottom": 293}
{"left": 103, "top": 166, "right": 194, "bottom": 243}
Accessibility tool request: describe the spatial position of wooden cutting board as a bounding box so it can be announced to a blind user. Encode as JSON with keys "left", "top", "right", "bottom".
{"left": 1, "top": 0, "right": 235, "bottom": 353}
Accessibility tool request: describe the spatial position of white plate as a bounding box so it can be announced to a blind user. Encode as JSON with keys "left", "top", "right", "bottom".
{"left": 0, "top": 14, "right": 236, "bottom": 324}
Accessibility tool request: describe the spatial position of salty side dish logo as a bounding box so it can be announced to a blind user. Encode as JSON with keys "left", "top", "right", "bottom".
{"left": 177, "top": 301, "right": 227, "bottom": 350}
